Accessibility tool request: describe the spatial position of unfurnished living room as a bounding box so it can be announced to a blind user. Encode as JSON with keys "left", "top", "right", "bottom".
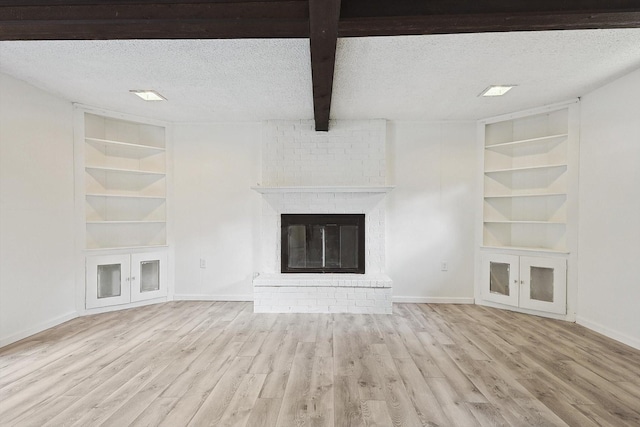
{"left": 1, "top": 1, "right": 640, "bottom": 426}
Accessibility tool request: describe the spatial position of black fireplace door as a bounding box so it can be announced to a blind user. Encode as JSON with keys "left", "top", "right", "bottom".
{"left": 281, "top": 214, "right": 365, "bottom": 273}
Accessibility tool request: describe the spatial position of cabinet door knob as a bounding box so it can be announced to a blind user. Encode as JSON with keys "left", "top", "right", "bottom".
{"left": 131, "top": 276, "right": 136, "bottom": 281}
{"left": 521, "top": 280, "right": 525, "bottom": 284}
{"left": 513, "top": 279, "right": 518, "bottom": 284}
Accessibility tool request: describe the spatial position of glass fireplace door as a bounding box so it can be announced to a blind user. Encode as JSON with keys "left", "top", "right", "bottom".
{"left": 281, "top": 214, "right": 365, "bottom": 273}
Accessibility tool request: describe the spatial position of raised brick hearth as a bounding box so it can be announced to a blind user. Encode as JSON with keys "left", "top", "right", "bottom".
{"left": 253, "top": 273, "right": 392, "bottom": 314}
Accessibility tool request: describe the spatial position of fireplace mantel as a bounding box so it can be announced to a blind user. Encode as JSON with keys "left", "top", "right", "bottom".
{"left": 251, "top": 185, "right": 394, "bottom": 194}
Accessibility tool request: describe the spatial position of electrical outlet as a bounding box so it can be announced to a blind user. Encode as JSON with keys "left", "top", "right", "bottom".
{"left": 441, "top": 262, "right": 448, "bottom": 271}
{"left": 200, "top": 258, "right": 206, "bottom": 269}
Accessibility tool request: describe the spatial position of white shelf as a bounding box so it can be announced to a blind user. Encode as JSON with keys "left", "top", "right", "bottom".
{"left": 85, "top": 245, "right": 169, "bottom": 252}
{"left": 481, "top": 245, "right": 569, "bottom": 255}
{"left": 251, "top": 186, "right": 395, "bottom": 194}
{"left": 485, "top": 164, "right": 567, "bottom": 174}
{"left": 85, "top": 166, "right": 166, "bottom": 176}
{"left": 86, "top": 137, "right": 165, "bottom": 152}
{"left": 484, "top": 220, "right": 565, "bottom": 225}
{"left": 87, "top": 220, "right": 166, "bottom": 224}
{"left": 484, "top": 192, "right": 566, "bottom": 199}
{"left": 86, "top": 193, "right": 166, "bottom": 200}
{"left": 485, "top": 133, "right": 568, "bottom": 150}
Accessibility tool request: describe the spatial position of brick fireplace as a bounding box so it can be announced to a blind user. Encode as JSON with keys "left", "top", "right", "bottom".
{"left": 252, "top": 120, "right": 393, "bottom": 313}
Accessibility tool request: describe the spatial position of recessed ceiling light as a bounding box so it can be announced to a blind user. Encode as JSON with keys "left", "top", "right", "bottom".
{"left": 479, "top": 85, "right": 516, "bottom": 97}
{"left": 129, "top": 90, "right": 166, "bottom": 101}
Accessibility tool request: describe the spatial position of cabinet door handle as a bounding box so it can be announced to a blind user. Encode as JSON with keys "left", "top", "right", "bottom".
{"left": 126, "top": 277, "right": 130, "bottom": 282}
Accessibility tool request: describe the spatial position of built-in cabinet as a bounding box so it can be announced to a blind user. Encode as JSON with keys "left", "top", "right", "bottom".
{"left": 477, "top": 101, "right": 579, "bottom": 318}
{"left": 86, "top": 252, "right": 167, "bottom": 309}
{"left": 75, "top": 107, "right": 170, "bottom": 311}
{"left": 481, "top": 253, "right": 566, "bottom": 314}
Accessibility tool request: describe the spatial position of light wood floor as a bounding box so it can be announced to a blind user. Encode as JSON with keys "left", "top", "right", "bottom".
{"left": 1, "top": 302, "right": 640, "bottom": 426}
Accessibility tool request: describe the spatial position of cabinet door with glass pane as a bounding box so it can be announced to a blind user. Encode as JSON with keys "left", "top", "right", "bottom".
{"left": 481, "top": 253, "right": 519, "bottom": 307}
{"left": 130, "top": 252, "right": 167, "bottom": 302}
{"left": 86, "top": 254, "right": 131, "bottom": 309}
{"left": 519, "top": 256, "right": 566, "bottom": 314}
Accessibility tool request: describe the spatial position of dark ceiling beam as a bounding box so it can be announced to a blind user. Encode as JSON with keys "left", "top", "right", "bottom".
{"left": 0, "top": 1, "right": 309, "bottom": 40}
{"left": 308, "top": 0, "right": 341, "bottom": 132}
{"left": 338, "top": 0, "right": 640, "bottom": 36}
{"left": 0, "top": 19, "right": 308, "bottom": 40}
{"left": 339, "top": 0, "right": 640, "bottom": 17}
{"left": 339, "top": 11, "right": 640, "bottom": 37}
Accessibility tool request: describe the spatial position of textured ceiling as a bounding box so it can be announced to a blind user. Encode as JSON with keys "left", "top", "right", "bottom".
{"left": 1, "top": 29, "right": 640, "bottom": 123}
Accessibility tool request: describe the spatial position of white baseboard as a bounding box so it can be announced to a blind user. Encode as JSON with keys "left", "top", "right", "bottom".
{"left": 173, "top": 294, "right": 253, "bottom": 302}
{"left": 0, "top": 311, "right": 78, "bottom": 348}
{"left": 80, "top": 297, "right": 169, "bottom": 316}
{"left": 393, "top": 296, "right": 475, "bottom": 304}
{"left": 576, "top": 316, "right": 640, "bottom": 351}
{"left": 477, "top": 299, "right": 574, "bottom": 322}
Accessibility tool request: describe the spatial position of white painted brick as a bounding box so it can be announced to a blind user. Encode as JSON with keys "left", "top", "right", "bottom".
{"left": 256, "top": 120, "right": 392, "bottom": 313}
{"left": 317, "top": 298, "right": 338, "bottom": 306}
{"left": 297, "top": 299, "right": 317, "bottom": 306}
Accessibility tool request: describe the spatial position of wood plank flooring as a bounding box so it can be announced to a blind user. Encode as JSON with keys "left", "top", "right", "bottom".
{"left": 1, "top": 301, "right": 640, "bottom": 426}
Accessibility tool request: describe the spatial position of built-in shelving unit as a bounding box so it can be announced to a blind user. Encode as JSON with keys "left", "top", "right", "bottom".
{"left": 76, "top": 108, "right": 170, "bottom": 312}
{"left": 476, "top": 101, "right": 579, "bottom": 319}
{"left": 83, "top": 112, "right": 167, "bottom": 250}
{"left": 481, "top": 105, "right": 575, "bottom": 252}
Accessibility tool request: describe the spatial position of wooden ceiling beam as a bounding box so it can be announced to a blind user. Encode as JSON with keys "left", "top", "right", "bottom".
{"left": 339, "top": 11, "right": 640, "bottom": 37}
{"left": 0, "top": 20, "right": 308, "bottom": 40}
{"left": 1, "top": 0, "right": 308, "bottom": 5}
{"left": 338, "top": 0, "right": 640, "bottom": 36}
{"left": 339, "top": 0, "right": 640, "bottom": 17}
{"left": 308, "top": 0, "right": 341, "bottom": 132}
{"left": 0, "top": 1, "right": 309, "bottom": 40}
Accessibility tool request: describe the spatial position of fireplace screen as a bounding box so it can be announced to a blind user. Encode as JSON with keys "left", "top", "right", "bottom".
{"left": 281, "top": 214, "right": 365, "bottom": 273}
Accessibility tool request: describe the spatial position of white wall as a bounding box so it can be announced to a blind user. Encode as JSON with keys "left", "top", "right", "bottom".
{"left": 172, "top": 123, "right": 261, "bottom": 300}
{"left": 387, "top": 122, "right": 477, "bottom": 302}
{"left": 0, "top": 73, "right": 77, "bottom": 346}
{"left": 577, "top": 68, "right": 640, "bottom": 349}
{"left": 172, "top": 120, "right": 477, "bottom": 302}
